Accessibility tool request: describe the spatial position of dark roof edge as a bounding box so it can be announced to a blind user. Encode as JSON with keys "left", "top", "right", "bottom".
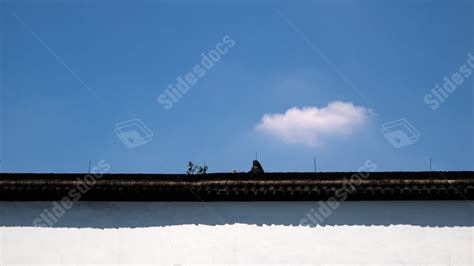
{"left": 1, "top": 172, "right": 473, "bottom": 201}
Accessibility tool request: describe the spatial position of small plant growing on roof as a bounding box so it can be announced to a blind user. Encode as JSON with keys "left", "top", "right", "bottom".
{"left": 187, "top": 161, "right": 198, "bottom": 175}
{"left": 197, "top": 165, "right": 208, "bottom": 174}
{"left": 187, "top": 161, "right": 207, "bottom": 175}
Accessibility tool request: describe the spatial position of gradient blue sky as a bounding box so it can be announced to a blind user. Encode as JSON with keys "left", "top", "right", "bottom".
{"left": 1, "top": 1, "right": 473, "bottom": 173}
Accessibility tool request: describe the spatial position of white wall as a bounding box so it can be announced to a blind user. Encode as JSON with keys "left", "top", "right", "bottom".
{"left": 0, "top": 201, "right": 472, "bottom": 265}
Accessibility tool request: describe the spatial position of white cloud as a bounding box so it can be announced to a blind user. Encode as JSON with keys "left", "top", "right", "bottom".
{"left": 256, "top": 101, "right": 374, "bottom": 146}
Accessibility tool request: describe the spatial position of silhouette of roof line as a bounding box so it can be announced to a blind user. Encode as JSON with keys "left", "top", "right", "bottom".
{"left": 0, "top": 172, "right": 473, "bottom": 201}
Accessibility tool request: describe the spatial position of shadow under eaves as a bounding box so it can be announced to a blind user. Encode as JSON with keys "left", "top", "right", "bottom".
{"left": 0, "top": 201, "right": 472, "bottom": 228}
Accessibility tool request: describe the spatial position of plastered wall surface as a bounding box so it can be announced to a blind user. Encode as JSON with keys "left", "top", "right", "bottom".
{"left": 0, "top": 201, "right": 472, "bottom": 265}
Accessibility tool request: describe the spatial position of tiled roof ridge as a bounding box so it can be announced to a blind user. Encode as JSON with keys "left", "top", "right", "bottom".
{"left": 1, "top": 172, "right": 473, "bottom": 201}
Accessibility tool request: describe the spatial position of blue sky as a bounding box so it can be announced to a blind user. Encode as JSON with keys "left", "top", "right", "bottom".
{"left": 1, "top": 1, "right": 473, "bottom": 173}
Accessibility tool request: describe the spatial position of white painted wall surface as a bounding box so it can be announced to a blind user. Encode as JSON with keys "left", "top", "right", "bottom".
{"left": 0, "top": 201, "right": 472, "bottom": 265}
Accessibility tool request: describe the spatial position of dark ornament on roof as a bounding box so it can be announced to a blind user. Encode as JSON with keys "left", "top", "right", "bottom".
{"left": 249, "top": 160, "right": 265, "bottom": 174}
